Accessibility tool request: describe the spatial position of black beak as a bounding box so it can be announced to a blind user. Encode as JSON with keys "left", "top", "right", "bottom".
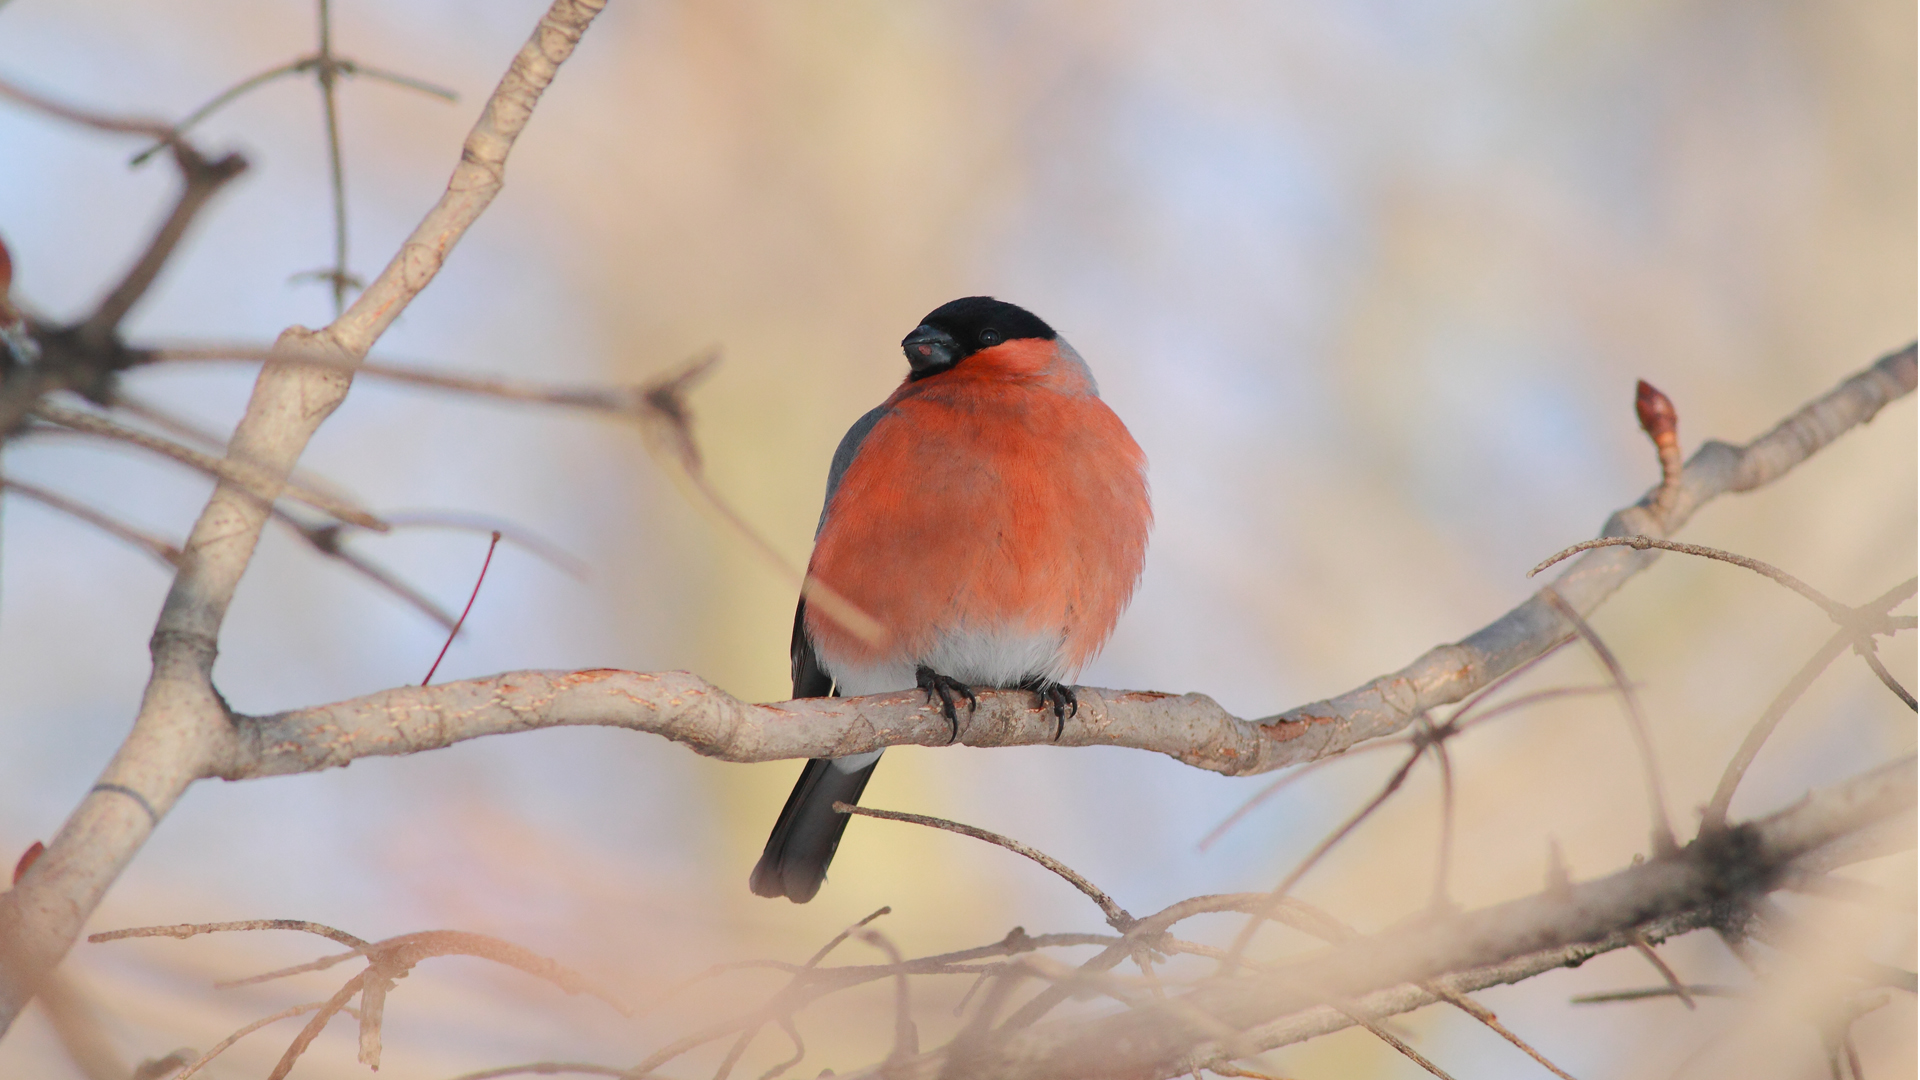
{"left": 901, "top": 324, "right": 960, "bottom": 376}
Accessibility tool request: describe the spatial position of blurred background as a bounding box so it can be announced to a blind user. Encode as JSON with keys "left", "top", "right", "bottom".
{"left": 0, "top": 0, "right": 1912, "bottom": 1076}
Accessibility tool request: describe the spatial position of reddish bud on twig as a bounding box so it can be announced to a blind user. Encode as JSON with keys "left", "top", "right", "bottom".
{"left": 1634, "top": 379, "right": 1676, "bottom": 443}
{"left": 1635, "top": 380, "right": 1683, "bottom": 520}
{"left": 13, "top": 841, "right": 44, "bottom": 885}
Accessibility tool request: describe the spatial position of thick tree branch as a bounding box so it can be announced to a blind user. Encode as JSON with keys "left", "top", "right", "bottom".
{"left": 0, "top": 0, "right": 608, "bottom": 1034}
{"left": 198, "top": 346, "right": 1917, "bottom": 785}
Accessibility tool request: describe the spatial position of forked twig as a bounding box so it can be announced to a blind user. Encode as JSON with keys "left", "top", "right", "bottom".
{"left": 1704, "top": 577, "right": 1918, "bottom": 828}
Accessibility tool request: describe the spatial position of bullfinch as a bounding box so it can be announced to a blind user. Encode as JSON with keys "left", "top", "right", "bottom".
{"left": 749, "top": 297, "right": 1151, "bottom": 903}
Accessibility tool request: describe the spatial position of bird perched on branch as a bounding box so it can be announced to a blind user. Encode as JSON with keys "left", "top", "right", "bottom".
{"left": 750, "top": 297, "right": 1151, "bottom": 902}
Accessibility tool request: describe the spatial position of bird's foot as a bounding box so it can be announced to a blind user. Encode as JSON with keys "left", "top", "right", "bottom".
{"left": 1019, "top": 677, "right": 1079, "bottom": 740}
{"left": 916, "top": 665, "right": 977, "bottom": 744}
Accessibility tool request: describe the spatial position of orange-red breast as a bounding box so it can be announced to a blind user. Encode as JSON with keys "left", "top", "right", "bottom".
{"left": 750, "top": 297, "right": 1151, "bottom": 902}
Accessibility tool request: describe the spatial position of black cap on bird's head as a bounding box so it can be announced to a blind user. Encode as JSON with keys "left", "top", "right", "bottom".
{"left": 901, "top": 296, "right": 1056, "bottom": 379}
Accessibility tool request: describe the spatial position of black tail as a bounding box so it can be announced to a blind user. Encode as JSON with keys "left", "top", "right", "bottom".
{"left": 749, "top": 751, "right": 881, "bottom": 902}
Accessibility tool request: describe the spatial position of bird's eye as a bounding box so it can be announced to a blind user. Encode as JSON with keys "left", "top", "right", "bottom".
{"left": 979, "top": 328, "right": 1003, "bottom": 346}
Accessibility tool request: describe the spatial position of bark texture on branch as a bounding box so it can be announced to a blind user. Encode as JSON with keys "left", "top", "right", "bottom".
{"left": 868, "top": 757, "right": 1916, "bottom": 1080}
{"left": 0, "top": 0, "right": 609, "bottom": 1033}
{"left": 207, "top": 347, "right": 1915, "bottom": 784}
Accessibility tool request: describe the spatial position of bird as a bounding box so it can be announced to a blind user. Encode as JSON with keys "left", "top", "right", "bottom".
{"left": 749, "top": 296, "right": 1151, "bottom": 903}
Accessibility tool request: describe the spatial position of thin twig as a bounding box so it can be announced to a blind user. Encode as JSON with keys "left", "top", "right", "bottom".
{"left": 1424, "top": 720, "right": 1457, "bottom": 914}
{"left": 1704, "top": 578, "right": 1918, "bottom": 828}
{"left": 129, "top": 60, "right": 310, "bottom": 166}
{"left": 315, "top": 0, "right": 352, "bottom": 314}
{"left": 2, "top": 479, "right": 181, "bottom": 567}
{"left": 89, "top": 918, "right": 368, "bottom": 950}
{"left": 441, "top": 1065, "right": 627, "bottom": 1080}
{"left": 1334, "top": 1004, "right": 1459, "bottom": 1080}
{"left": 1626, "top": 931, "right": 1694, "bottom": 1009}
{"left": 756, "top": 1018, "right": 805, "bottom": 1080}
{"left": 833, "top": 803, "right": 1128, "bottom": 930}
{"left": 1531, "top": 535, "right": 1847, "bottom": 619}
{"left": 859, "top": 928, "right": 918, "bottom": 1064}
{"left": 1543, "top": 589, "right": 1677, "bottom": 856}
{"left": 1197, "top": 739, "right": 1408, "bottom": 851}
{"left": 0, "top": 74, "right": 178, "bottom": 140}
{"left": 836, "top": 803, "right": 1134, "bottom": 930}
{"left": 31, "top": 400, "right": 386, "bottom": 529}
{"left": 148, "top": 344, "right": 890, "bottom": 646}
{"left": 1569, "top": 985, "right": 1742, "bottom": 1005}
{"left": 267, "top": 970, "right": 366, "bottom": 1080}
{"left": 1855, "top": 642, "right": 1916, "bottom": 710}
{"left": 174, "top": 1000, "right": 333, "bottom": 1080}
{"left": 110, "top": 392, "right": 365, "bottom": 508}
{"left": 1425, "top": 986, "right": 1579, "bottom": 1080}
{"left": 272, "top": 509, "right": 458, "bottom": 629}
{"left": 1222, "top": 745, "right": 1427, "bottom": 971}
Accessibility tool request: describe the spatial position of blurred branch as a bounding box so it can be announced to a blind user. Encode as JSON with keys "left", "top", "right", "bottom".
{"left": 0, "top": 76, "right": 246, "bottom": 435}
{"left": 30, "top": 400, "right": 387, "bottom": 529}
{"left": 1704, "top": 576, "right": 1917, "bottom": 829}
{"left": 0, "top": 73, "right": 178, "bottom": 141}
{"left": 2, "top": 477, "right": 182, "bottom": 568}
{"left": 0, "top": 0, "right": 610, "bottom": 1035}
{"left": 78, "top": 147, "right": 249, "bottom": 346}
{"left": 869, "top": 757, "right": 1913, "bottom": 1080}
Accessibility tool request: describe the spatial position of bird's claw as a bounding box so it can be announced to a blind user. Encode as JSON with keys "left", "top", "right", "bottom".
{"left": 916, "top": 665, "right": 977, "bottom": 743}
{"left": 1020, "top": 678, "right": 1078, "bottom": 740}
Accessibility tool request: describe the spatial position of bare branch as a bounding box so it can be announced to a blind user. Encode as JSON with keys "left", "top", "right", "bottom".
{"left": 1705, "top": 577, "right": 1918, "bottom": 828}
{"left": 89, "top": 918, "right": 368, "bottom": 950}
{"left": 1570, "top": 985, "right": 1742, "bottom": 1005}
{"left": 838, "top": 803, "right": 1134, "bottom": 930}
{"left": 864, "top": 757, "right": 1914, "bottom": 1080}
{"left": 1531, "top": 535, "right": 1849, "bottom": 621}
{"left": 443, "top": 1065, "right": 628, "bottom": 1080}
{"left": 0, "top": 0, "right": 611, "bottom": 1033}
{"left": 2, "top": 478, "right": 182, "bottom": 567}
{"left": 0, "top": 73, "right": 177, "bottom": 141}
{"left": 173, "top": 1000, "right": 333, "bottom": 1080}
{"left": 79, "top": 147, "right": 248, "bottom": 344}
{"left": 1626, "top": 931, "right": 1695, "bottom": 1009}
{"left": 1335, "top": 1005, "right": 1459, "bottom": 1080}
{"left": 31, "top": 401, "right": 387, "bottom": 528}
{"left": 1214, "top": 344, "right": 1914, "bottom": 768}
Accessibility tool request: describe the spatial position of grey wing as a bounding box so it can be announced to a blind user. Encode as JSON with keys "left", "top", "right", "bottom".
{"left": 816, "top": 402, "right": 892, "bottom": 537}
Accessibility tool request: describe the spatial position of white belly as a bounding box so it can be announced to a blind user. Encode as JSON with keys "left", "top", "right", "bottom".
{"left": 822, "top": 624, "right": 1069, "bottom": 696}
